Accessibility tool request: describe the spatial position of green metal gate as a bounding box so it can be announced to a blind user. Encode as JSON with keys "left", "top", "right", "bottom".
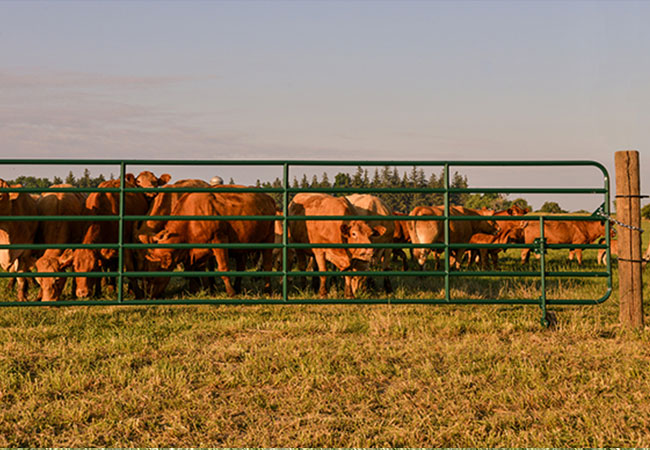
{"left": 0, "top": 159, "right": 612, "bottom": 325}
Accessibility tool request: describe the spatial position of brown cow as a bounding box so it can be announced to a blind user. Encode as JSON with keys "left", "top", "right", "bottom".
{"left": 134, "top": 179, "right": 212, "bottom": 296}
{"left": 135, "top": 171, "right": 172, "bottom": 199}
{"left": 467, "top": 227, "right": 524, "bottom": 269}
{"left": 62, "top": 177, "right": 149, "bottom": 298}
{"left": 407, "top": 205, "right": 497, "bottom": 270}
{"left": 345, "top": 194, "right": 395, "bottom": 292}
{"left": 520, "top": 220, "right": 606, "bottom": 265}
{"left": 288, "top": 193, "right": 385, "bottom": 299}
{"left": 33, "top": 185, "right": 87, "bottom": 302}
{"left": 0, "top": 179, "right": 38, "bottom": 301}
{"left": 134, "top": 179, "right": 210, "bottom": 243}
{"left": 143, "top": 187, "right": 276, "bottom": 297}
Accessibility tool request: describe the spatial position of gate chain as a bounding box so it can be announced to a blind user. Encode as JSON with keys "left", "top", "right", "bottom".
{"left": 592, "top": 202, "right": 644, "bottom": 233}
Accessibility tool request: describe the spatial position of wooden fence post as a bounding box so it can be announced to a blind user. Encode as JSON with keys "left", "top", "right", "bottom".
{"left": 615, "top": 150, "right": 644, "bottom": 328}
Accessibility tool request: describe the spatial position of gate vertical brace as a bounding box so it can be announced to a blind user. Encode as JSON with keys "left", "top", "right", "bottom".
{"left": 444, "top": 163, "right": 450, "bottom": 301}
{"left": 282, "top": 163, "right": 289, "bottom": 301}
{"left": 539, "top": 216, "right": 548, "bottom": 327}
{"left": 118, "top": 161, "right": 126, "bottom": 303}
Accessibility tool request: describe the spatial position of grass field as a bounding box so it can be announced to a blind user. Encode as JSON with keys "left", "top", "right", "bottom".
{"left": 0, "top": 223, "right": 649, "bottom": 447}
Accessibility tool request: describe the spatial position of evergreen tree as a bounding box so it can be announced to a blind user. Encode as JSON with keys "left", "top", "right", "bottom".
{"left": 65, "top": 171, "right": 76, "bottom": 185}
{"left": 372, "top": 168, "right": 380, "bottom": 188}
{"left": 320, "top": 172, "right": 331, "bottom": 188}
{"left": 352, "top": 166, "right": 364, "bottom": 188}
{"left": 53, "top": 176, "right": 63, "bottom": 185}
{"left": 93, "top": 174, "right": 106, "bottom": 187}
{"left": 300, "top": 174, "right": 309, "bottom": 189}
{"left": 449, "top": 171, "right": 468, "bottom": 206}
{"left": 78, "top": 169, "right": 92, "bottom": 188}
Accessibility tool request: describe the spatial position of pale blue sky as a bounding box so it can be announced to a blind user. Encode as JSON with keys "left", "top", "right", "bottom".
{"left": 1, "top": 1, "right": 648, "bottom": 209}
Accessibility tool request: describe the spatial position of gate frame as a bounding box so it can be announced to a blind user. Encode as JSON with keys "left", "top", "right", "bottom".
{"left": 0, "top": 159, "right": 613, "bottom": 325}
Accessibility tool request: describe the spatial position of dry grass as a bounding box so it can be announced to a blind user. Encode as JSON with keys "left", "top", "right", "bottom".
{"left": 0, "top": 220, "right": 649, "bottom": 447}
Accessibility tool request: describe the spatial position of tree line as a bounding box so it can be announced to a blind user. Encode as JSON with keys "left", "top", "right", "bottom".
{"left": 257, "top": 166, "right": 534, "bottom": 213}
{"left": 6, "top": 166, "right": 585, "bottom": 214}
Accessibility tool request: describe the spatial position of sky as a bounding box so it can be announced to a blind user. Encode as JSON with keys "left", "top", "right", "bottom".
{"left": 1, "top": 0, "right": 648, "bottom": 211}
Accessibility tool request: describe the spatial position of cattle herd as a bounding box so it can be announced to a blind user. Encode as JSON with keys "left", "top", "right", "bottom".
{"left": 0, "top": 171, "right": 620, "bottom": 302}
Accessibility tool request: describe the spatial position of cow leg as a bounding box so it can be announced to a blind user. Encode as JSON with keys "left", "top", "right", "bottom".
{"left": 344, "top": 275, "right": 354, "bottom": 299}
{"left": 313, "top": 250, "right": 329, "bottom": 299}
{"left": 260, "top": 248, "right": 273, "bottom": 294}
{"left": 234, "top": 253, "right": 246, "bottom": 294}
{"left": 521, "top": 248, "right": 531, "bottom": 265}
{"left": 574, "top": 248, "right": 583, "bottom": 265}
{"left": 16, "top": 276, "right": 28, "bottom": 302}
{"left": 7, "top": 277, "right": 15, "bottom": 291}
{"left": 212, "top": 249, "right": 235, "bottom": 297}
{"left": 295, "top": 250, "right": 308, "bottom": 291}
{"left": 71, "top": 276, "right": 77, "bottom": 299}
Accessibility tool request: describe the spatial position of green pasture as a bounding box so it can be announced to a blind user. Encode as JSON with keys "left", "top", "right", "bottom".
{"left": 0, "top": 219, "right": 648, "bottom": 447}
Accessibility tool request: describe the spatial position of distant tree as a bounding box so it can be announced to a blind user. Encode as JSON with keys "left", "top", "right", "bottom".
{"left": 229, "top": 177, "right": 235, "bottom": 184}
{"left": 539, "top": 201, "right": 566, "bottom": 214}
{"left": 65, "top": 171, "right": 76, "bottom": 185}
{"left": 465, "top": 193, "right": 502, "bottom": 210}
{"left": 511, "top": 197, "right": 531, "bottom": 212}
{"left": 352, "top": 166, "right": 365, "bottom": 188}
{"left": 641, "top": 203, "right": 650, "bottom": 220}
{"left": 78, "top": 169, "right": 92, "bottom": 188}
{"left": 427, "top": 171, "right": 443, "bottom": 206}
{"left": 333, "top": 172, "right": 351, "bottom": 188}
{"left": 449, "top": 171, "right": 468, "bottom": 206}
{"left": 300, "top": 174, "right": 309, "bottom": 189}
{"left": 93, "top": 174, "right": 106, "bottom": 187}
{"left": 53, "top": 176, "right": 63, "bottom": 185}
{"left": 311, "top": 175, "right": 319, "bottom": 187}
{"left": 320, "top": 172, "right": 331, "bottom": 188}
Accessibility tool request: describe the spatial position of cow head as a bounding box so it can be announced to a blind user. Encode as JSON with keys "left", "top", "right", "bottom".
{"left": 70, "top": 248, "right": 102, "bottom": 298}
{"left": 140, "top": 229, "right": 180, "bottom": 298}
{"left": 341, "top": 221, "right": 386, "bottom": 263}
{"left": 136, "top": 171, "right": 172, "bottom": 198}
{"left": 35, "top": 255, "right": 67, "bottom": 302}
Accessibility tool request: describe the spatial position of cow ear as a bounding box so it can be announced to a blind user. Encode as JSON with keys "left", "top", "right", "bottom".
{"left": 152, "top": 230, "right": 166, "bottom": 243}
{"left": 9, "top": 184, "right": 22, "bottom": 201}
{"left": 125, "top": 173, "right": 136, "bottom": 185}
{"left": 340, "top": 224, "right": 351, "bottom": 238}
{"left": 138, "top": 233, "right": 154, "bottom": 244}
{"left": 158, "top": 173, "right": 172, "bottom": 186}
{"left": 59, "top": 249, "right": 74, "bottom": 269}
{"left": 371, "top": 225, "right": 386, "bottom": 237}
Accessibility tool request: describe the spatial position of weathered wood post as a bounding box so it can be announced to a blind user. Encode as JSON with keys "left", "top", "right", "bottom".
{"left": 615, "top": 150, "right": 644, "bottom": 328}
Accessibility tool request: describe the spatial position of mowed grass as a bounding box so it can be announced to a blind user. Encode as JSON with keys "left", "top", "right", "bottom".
{"left": 0, "top": 222, "right": 649, "bottom": 447}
